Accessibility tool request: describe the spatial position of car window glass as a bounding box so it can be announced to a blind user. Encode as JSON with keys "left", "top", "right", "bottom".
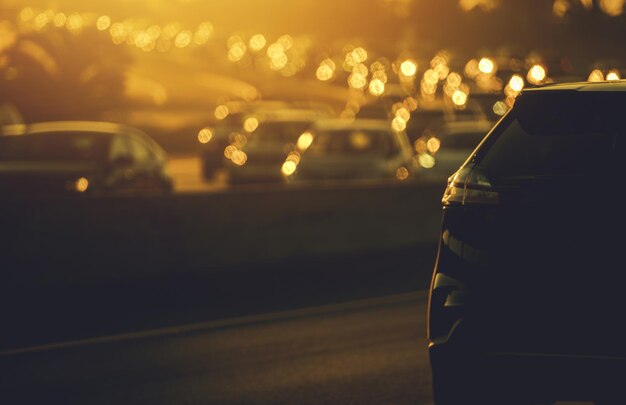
{"left": 308, "top": 130, "right": 391, "bottom": 156}
{"left": 475, "top": 92, "right": 620, "bottom": 181}
{"left": 246, "top": 121, "right": 310, "bottom": 147}
{"left": 109, "top": 136, "right": 131, "bottom": 160}
{"left": 0, "top": 132, "right": 109, "bottom": 162}
{"left": 128, "top": 136, "right": 152, "bottom": 164}
{"left": 134, "top": 131, "right": 166, "bottom": 162}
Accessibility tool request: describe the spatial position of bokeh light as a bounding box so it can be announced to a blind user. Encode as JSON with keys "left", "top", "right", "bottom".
{"left": 606, "top": 69, "right": 621, "bottom": 81}
{"left": 418, "top": 153, "right": 436, "bottom": 169}
{"left": 281, "top": 160, "right": 297, "bottom": 176}
{"left": 249, "top": 34, "right": 267, "bottom": 51}
{"left": 400, "top": 59, "right": 418, "bottom": 77}
{"left": 214, "top": 105, "right": 230, "bottom": 120}
{"left": 369, "top": 78, "right": 386, "bottom": 96}
{"left": 396, "top": 167, "right": 409, "bottom": 181}
{"left": 75, "top": 177, "right": 89, "bottom": 193}
{"left": 509, "top": 74, "right": 525, "bottom": 92}
{"left": 493, "top": 101, "right": 508, "bottom": 116}
{"left": 452, "top": 89, "right": 468, "bottom": 107}
{"left": 527, "top": 64, "right": 547, "bottom": 85}
{"left": 391, "top": 116, "right": 407, "bottom": 132}
{"left": 427, "top": 137, "right": 441, "bottom": 154}
{"left": 231, "top": 150, "right": 248, "bottom": 166}
{"left": 194, "top": 22, "right": 213, "bottom": 45}
{"left": 348, "top": 73, "right": 367, "bottom": 89}
{"left": 478, "top": 58, "right": 495, "bottom": 74}
{"left": 198, "top": 128, "right": 213, "bottom": 144}
{"left": 588, "top": 69, "right": 605, "bottom": 82}
{"left": 244, "top": 117, "right": 259, "bottom": 133}
{"left": 96, "top": 15, "right": 111, "bottom": 31}
{"left": 297, "top": 132, "right": 314, "bottom": 151}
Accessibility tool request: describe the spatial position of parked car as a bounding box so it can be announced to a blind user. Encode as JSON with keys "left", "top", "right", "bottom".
{"left": 428, "top": 81, "right": 626, "bottom": 404}
{"left": 286, "top": 119, "right": 417, "bottom": 182}
{"left": 198, "top": 101, "right": 274, "bottom": 180}
{"left": 200, "top": 100, "right": 334, "bottom": 180}
{"left": 0, "top": 121, "right": 172, "bottom": 196}
{"left": 224, "top": 109, "right": 325, "bottom": 184}
{"left": 0, "top": 103, "right": 24, "bottom": 128}
{"left": 406, "top": 97, "right": 487, "bottom": 145}
{"left": 414, "top": 120, "right": 494, "bottom": 182}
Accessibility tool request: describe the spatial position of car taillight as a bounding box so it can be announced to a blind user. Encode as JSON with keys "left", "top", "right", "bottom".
{"left": 442, "top": 166, "right": 499, "bottom": 206}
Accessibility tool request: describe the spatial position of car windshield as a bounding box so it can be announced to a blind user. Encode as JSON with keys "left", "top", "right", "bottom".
{"left": 308, "top": 129, "right": 391, "bottom": 156}
{"left": 0, "top": 132, "right": 110, "bottom": 162}
{"left": 475, "top": 92, "right": 622, "bottom": 180}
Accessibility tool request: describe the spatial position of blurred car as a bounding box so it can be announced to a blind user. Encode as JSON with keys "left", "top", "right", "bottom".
{"left": 224, "top": 109, "right": 325, "bottom": 184}
{"left": 199, "top": 100, "right": 334, "bottom": 180}
{"left": 0, "top": 103, "right": 24, "bottom": 127}
{"left": 405, "top": 97, "right": 487, "bottom": 145}
{"left": 0, "top": 121, "right": 172, "bottom": 196}
{"left": 198, "top": 102, "right": 276, "bottom": 180}
{"left": 285, "top": 119, "right": 417, "bottom": 182}
{"left": 414, "top": 120, "right": 494, "bottom": 181}
{"left": 428, "top": 81, "right": 626, "bottom": 404}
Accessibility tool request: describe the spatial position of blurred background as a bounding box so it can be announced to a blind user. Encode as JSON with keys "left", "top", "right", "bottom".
{"left": 1, "top": 1, "right": 626, "bottom": 404}
{"left": 2, "top": 0, "right": 626, "bottom": 148}
{"left": 3, "top": 0, "right": 626, "bottom": 191}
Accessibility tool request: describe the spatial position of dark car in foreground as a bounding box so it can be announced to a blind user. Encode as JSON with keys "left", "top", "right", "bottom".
{"left": 0, "top": 121, "right": 172, "bottom": 196}
{"left": 428, "top": 81, "right": 626, "bottom": 405}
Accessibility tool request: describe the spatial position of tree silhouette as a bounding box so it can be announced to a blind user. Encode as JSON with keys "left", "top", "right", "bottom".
{"left": 0, "top": 27, "right": 132, "bottom": 122}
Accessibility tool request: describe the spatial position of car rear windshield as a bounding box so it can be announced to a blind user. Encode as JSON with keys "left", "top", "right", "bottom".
{"left": 0, "top": 132, "right": 110, "bottom": 162}
{"left": 474, "top": 91, "right": 623, "bottom": 181}
{"left": 308, "top": 130, "right": 391, "bottom": 156}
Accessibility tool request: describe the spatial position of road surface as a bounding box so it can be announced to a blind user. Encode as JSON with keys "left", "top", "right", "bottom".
{"left": 0, "top": 249, "right": 595, "bottom": 405}
{"left": 0, "top": 293, "right": 434, "bottom": 405}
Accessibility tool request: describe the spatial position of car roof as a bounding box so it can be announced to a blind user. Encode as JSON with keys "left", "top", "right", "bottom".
{"left": 313, "top": 119, "right": 393, "bottom": 132}
{"left": 3, "top": 121, "right": 131, "bottom": 136}
{"left": 523, "top": 80, "right": 626, "bottom": 93}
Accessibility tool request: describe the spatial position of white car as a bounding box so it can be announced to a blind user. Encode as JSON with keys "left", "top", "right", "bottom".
{"left": 286, "top": 119, "right": 417, "bottom": 183}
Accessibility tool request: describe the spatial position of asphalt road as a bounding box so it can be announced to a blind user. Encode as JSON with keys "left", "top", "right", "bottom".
{"left": 0, "top": 242, "right": 438, "bottom": 404}
{"left": 0, "top": 293, "right": 434, "bottom": 405}
{"left": 0, "top": 247, "right": 596, "bottom": 405}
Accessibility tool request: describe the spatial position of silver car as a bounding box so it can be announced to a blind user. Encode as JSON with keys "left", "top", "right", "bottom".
{"left": 286, "top": 119, "right": 417, "bottom": 183}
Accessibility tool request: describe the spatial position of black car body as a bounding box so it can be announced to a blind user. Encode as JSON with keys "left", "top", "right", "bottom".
{"left": 428, "top": 81, "right": 626, "bottom": 404}
{"left": 0, "top": 121, "right": 172, "bottom": 196}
